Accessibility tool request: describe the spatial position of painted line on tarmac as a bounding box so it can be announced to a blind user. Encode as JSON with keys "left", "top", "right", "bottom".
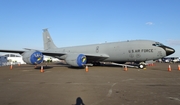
{"left": 168, "top": 97, "right": 180, "bottom": 102}
{"left": 107, "top": 83, "right": 117, "bottom": 97}
{"left": 22, "top": 70, "right": 33, "bottom": 71}
{"left": 122, "top": 78, "right": 134, "bottom": 82}
{"left": 90, "top": 83, "right": 117, "bottom": 105}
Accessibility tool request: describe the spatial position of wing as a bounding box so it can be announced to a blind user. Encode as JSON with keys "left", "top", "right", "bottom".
{"left": 0, "top": 49, "right": 109, "bottom": 61}
{"left": 41, "top": 51, "right": 65, "bottom": 56}
{"left": 84, "top": 53, "right": 109, "bottom": 61}
{"left": 42, "top": 51, "right": 109, "bottom": 62}
{"left": 0, "top": 49, "right": 25, "bottom": 54}
{"left": 43, "top": 52, "right": 109, "bottom": 61}
{"left": 0, "top": 49, "right": 66, "bottom": 56}
{"left": 42, "top": 52, "right": 109, "bottom": 61}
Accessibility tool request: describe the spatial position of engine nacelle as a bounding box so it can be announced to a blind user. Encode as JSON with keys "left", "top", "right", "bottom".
{"left": 65, "top": 54, "right": 87, "bottom": 67}
{"left": 22, "top": 50, "right": 44, "bottom": 65}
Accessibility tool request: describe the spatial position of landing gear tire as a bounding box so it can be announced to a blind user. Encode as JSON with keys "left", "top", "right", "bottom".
{"left": 138, "top": 64, "right": 146, "bottom": 69}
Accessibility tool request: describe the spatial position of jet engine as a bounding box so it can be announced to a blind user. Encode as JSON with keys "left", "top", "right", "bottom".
{"left": 22, "top": 50, "right": 44, "bottom": 65}
{"left": 65, "top": 54, "right": 87, "bottom": 67}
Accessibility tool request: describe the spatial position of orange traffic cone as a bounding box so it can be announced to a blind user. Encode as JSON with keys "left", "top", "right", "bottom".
{"left": 178, "top": 65, "right": 180, "bottom": 71}
{"left": 124, "top": 66, "right": 128, "bottom": 71}
{"left": 168, "top": 65, "right": 171, "bottom": 72}
{"left": 85, "top": 66, "right": 88, "bottom": 72}
{"left": 152, "top": 63, "right": 154, "bottom": 66}
{"left": 40, "top": 66, "right": 44, "bottom": 73}
{"left": 10, "top": 64, "right": 13, "bottom": 70}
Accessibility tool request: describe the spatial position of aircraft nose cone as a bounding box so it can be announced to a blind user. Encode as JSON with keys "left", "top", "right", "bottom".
{"left": 165, "top": 46, "right": 175, "bottom": 56}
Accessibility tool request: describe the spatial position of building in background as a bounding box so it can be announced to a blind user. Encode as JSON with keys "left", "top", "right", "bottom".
{"left": 43, "top": 55, "right": 60, "bottom": 62}
{"left": 1, "top": 53, "right": 61, "bottom": 65}
{"left": 0, "top": 55, "right": 8, "bottom": 66}
{"left": 2, "top": 53, "right": 26, "bottom": 64}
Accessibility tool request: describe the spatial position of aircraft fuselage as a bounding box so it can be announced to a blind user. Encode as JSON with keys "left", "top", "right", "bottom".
{"left": 46, "top": 40, "right": 169, "bottom": 62}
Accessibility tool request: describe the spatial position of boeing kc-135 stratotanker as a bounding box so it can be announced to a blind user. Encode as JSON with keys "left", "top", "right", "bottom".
{"left": 0, "top": 29, "right": 175, "bottom": 69}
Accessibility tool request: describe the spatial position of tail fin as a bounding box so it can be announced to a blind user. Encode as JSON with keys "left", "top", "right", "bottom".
{"left": 43, "top": 29, "right": 57, "bottom": 50}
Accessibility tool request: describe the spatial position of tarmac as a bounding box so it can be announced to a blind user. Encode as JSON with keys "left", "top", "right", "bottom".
{"left": 0, "top": 62, "right": 180, "bottom": 105}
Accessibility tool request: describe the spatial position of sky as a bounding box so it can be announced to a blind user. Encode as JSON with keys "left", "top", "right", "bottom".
{"left": 0, "top": 0, "right": 180, "bottom": 57}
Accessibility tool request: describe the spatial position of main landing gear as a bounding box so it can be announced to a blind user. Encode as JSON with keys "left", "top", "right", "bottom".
{"left": 138, "top": 64, "right": 146, "bottom": 69}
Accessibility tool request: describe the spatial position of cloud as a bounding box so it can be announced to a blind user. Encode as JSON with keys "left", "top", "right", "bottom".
{"left": 166, "top": 39, "right": 180, "bottom": 46}
{"left": 146, "top": 22, "right": 153, "bottom": 25}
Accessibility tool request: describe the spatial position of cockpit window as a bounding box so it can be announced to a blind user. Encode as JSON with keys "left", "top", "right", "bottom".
{"left": 152, "top": 42, "right": 164, "bottom": 46}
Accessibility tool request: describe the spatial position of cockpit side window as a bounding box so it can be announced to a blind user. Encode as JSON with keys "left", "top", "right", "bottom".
{"left": 152, "top": 42, "right": 164, "bottom": 46}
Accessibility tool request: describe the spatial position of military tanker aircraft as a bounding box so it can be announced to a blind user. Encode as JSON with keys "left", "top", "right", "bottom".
{"left": 0, "top": 29, "right": 175, "bottom": 69}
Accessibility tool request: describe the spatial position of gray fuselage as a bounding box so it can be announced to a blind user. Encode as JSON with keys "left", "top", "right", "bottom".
{"left": 46, "top": 40, "right": 166, "bottom": 62}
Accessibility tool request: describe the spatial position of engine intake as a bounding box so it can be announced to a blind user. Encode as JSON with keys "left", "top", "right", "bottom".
{"left": 65, "top": 54, "right": 87, "bottom": 67}
{"left": 22, "top": 50, "right": 44, "bottom": 65}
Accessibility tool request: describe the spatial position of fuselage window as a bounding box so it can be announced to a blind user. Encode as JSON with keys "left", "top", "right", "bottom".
{"left": 96, "top": 46, "right": 99, "bottom": 53}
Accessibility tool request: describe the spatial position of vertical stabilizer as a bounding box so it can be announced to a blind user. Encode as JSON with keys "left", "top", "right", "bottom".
{"left": 43, "top": 29, "right": 57, "bottom": 50}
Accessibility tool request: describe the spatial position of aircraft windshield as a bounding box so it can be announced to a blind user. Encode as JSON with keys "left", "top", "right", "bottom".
{"left": 152, "top": 42, "right": 164, "bottom": 46}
